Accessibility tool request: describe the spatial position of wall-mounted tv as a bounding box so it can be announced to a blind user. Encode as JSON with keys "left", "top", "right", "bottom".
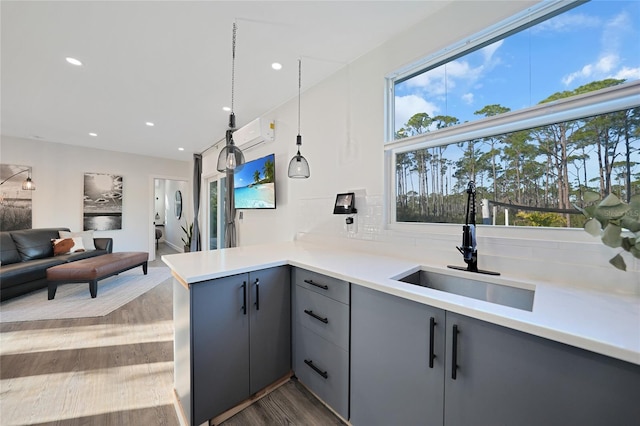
{"left": 234, "top": 153, "right": 276, "bottom": 209}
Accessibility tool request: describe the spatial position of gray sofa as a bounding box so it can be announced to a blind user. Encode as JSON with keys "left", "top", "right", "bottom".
{"left": 0, "top": 228, "right": 113, "bottom": 301}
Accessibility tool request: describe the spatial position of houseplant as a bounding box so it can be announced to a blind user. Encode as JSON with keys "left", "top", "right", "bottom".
{"left": 577, "top": 191, "right": 640, "bottom": 271}
{"left": 181, "top": 221, "right": 193, "bottom": 252}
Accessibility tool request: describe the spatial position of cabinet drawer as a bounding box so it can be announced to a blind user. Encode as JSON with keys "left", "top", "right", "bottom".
{"left": 294, "top": 285, "right": 349, "bottom": 351}
{"left": 292, "top": 267, "right": 349, "bottom": 305}
{"left": 294, "top": 325, "right": 349, "bottom": 420}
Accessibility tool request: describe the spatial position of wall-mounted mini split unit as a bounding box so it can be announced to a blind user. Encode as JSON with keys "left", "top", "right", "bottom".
{"left": 233, "top": 118, "right": 275, "bottom": 151}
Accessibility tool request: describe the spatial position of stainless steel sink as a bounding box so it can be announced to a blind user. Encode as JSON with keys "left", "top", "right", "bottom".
{"left": 394, "top": 269, "right": 535, "bottom": 311}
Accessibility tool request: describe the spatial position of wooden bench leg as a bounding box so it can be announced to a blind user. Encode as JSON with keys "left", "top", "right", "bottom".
{"left": 143, "top": 262, "right": 148, "bottom": 275}
{"left": 89, "top": 280, "right": 98, "bottom": 298}
{"left": 48, "top": 282, "right": 57, "bottom": 300}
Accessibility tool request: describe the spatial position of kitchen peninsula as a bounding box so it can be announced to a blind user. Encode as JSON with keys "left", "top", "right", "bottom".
{"left": 163, "top": 238, "right": 640, "bottom": 426}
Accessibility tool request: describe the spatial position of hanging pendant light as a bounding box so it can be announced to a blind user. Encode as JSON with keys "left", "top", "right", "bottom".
{"left": 21, "top": 175, "right": 35, "bottom": 190}
{"left": 217, "top": 22, "right": 245, "bottom": 172}
{"left": 288, "top": 58, "right": 310, "bottom": 179}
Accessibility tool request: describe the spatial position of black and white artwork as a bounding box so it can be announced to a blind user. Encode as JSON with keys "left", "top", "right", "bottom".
{"left": 83, "top": 173, "right": 123, "bottom": 231}
{"left": 0, "top": 164, "right": 33, "bottom": 231}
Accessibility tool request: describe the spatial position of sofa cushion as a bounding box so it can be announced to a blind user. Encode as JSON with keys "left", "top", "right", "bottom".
{"left": 10, "top": 228, "right": 69, "bottom": 261}
{"left": 53, "top": 237, "right": 86, "bottom": 255}
{"left": 0, "top": 257, "right": 66, "bottom": 288}
{"left": 0, "top": 232, "right": 21, "bottom": 265}
{"left": 58, "top": 230, "right": 96, "bottom": 251}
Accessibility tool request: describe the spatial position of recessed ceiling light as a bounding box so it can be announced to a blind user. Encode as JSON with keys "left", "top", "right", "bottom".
{"left": 89, "top": 132, "right": 97, "bottom": 137}
{"left": 66, "top": 57, "right": 83, "bottom": 66}
{"left": 178, "top": 147, "right": 185, "bottom": 151}
{"left": 145, "top": 122, "right": 155, "bottom": 127}
{"left": 222, "top": 106, "right": 231, "bottom": 112}
{"left": 271, "top": 62, "right": 282, "bottom": 70}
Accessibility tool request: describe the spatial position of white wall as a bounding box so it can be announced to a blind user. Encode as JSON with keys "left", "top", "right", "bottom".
{"left": 1, "top": 135, "right": 190, "bottom": 259}
{"left": 204, "top": 0, "right": 638, "bottom": 292}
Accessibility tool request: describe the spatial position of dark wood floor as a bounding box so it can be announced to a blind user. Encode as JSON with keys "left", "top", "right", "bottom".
{"left": 220, "top": 379, "right": 345, "bottom": 426}
{"left": 1, "top": 243, "right": 345, "bottom": 426}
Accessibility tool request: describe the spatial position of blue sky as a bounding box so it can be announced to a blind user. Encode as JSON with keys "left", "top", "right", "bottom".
{"left": 395, "top": 0, "right": 640, "bottom": 131}
{"left": 234, "top": 153, "right": 274, "bottom": 189}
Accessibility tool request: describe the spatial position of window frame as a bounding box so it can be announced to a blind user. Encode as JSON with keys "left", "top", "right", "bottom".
{"left": 383, "top": 0, "right": 640, "bottom": 233}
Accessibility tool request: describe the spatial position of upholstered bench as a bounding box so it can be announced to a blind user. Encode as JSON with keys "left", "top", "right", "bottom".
{"left": 46, "top": 252, "right": 149, "bottom": 299}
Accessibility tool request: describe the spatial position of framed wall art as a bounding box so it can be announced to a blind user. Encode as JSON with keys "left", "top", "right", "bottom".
{"left": 83, "top": 173, "right": 123, "bottom": 230}
{"left": 0, "top": 164, "right": 34, "bottom": 231}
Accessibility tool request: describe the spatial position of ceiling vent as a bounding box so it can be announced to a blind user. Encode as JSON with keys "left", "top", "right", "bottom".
{"left": 233, "top": 118, "right": 275, "bottom": 151}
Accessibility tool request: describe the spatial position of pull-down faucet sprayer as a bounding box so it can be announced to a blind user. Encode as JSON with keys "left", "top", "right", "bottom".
{"left": 447, "top": 181, "right": 500, "bottom": 276}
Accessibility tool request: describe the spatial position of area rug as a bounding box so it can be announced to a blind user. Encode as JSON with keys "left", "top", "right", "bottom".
{"left": 0, "top": 267, "right": 172, "bottom": 323}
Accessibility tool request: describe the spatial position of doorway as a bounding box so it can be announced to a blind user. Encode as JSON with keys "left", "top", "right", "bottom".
{"left": 152, "top": 177, "right": 189, "bottom": 259}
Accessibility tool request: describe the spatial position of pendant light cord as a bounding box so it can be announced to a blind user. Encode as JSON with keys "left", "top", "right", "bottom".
{"left": 231, "top": 22, "right": 237, "bottom": 115}
{"left": 297, "top": 59, "right": 302, "bottom": 137}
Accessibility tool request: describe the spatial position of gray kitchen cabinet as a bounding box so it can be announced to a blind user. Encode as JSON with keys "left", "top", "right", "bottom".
{"left": 444, "top": 311, "right": 640, "bottom": 426}
{"left": 179, "top": 266, "right": 291, "bottom": 426}
{"left": 351, "top": 284, "right": 640, "bottom": 426}
{"left": 292, "top": 267, "right": 350, "bottom": 420}
{"left": 350, "top": 284, "right": 445, "bottom": 426}
{"left": 249, "top": 266, "right": 292, "bottom": 394}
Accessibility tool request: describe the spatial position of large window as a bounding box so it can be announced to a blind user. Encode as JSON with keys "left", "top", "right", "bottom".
{"left": 386, "top": 0, "right": 640, "bottom": 227}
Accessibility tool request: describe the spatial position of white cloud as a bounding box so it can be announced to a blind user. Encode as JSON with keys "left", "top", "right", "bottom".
{"left": 481, "top": 40, "right": 503, "bottom": 63}
{"left": 562, "top": 54, "right": 620, "bottom": 86}
{"left": 602, "top": 11, "right": 632, "bottom": 53}
{"left": 614, "top": 66, "right": 640, "bottom": 81}
{"left": 533, "top": 12, "right": 600, "bottom": 34}
{"left": 394, "top": 95, "right": 439, "bottom": 131}
{"left": 401, "top": 39, "right": 504, "bottom": 110}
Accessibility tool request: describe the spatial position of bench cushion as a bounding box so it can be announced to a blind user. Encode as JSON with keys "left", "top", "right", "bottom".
{"left": 47, "top": 252, "right": 148, "bottom": 281}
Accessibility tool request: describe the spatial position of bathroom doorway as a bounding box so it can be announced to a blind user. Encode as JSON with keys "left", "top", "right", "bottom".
{"left": 152, "top": 177, "right": 189, "bottom": 259}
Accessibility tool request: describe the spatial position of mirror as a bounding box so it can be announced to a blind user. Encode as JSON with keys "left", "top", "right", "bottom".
{"left": 175, "top": 190, "right": 183, "bottom": 219}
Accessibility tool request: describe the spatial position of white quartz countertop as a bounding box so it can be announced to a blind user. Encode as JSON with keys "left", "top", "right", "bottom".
{"left": 162, "top": 240, "right": 640, "bottom": 365}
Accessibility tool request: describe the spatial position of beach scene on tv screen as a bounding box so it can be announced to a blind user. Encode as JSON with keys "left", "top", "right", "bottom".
{"left": 234, "top": 154, "right": 275, "bottom": 209}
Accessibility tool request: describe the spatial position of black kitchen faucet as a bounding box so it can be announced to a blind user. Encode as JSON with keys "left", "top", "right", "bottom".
{"left": 448, "top": 181, "right": 500, "bottom": 276}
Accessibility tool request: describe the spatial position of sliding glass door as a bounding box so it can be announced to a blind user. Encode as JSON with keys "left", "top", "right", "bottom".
{"left": 208, "top": 177, "right": 226, "bottom": 250}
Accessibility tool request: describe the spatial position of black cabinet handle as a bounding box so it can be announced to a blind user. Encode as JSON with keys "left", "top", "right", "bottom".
{"left": 304, "top": 309, "right": 329, "bottom": 324}
{"left": 451, "top": 324, "right": 459, "bottom": 380}
{"left": 304, "top": 279, "right": 329, "bottom": 290}
{"left": 241, "top": 281, "right": 247, "bottom": 315}
{"left": 255, "top": 278, "right": 260, "bottom": 311}
{"left": 304, "top": 359, "right": 328, "bottom": 379}
{"left": 429, "top": 317, "right": 437, "bottom": 368}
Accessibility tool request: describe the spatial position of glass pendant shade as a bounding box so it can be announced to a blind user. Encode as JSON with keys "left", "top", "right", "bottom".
{"left": 288, "top": 135, "right": 310, "bottom": 178}
{"left": 217, "top": 128, "right": 245, "bottom": 172}
{"left": 22, "top": 176, "right": 35, "bottom": 190}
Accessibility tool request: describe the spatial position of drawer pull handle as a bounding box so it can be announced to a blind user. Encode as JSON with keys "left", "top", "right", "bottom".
{"left": 304, "top": 279, "right": 329, "bottom": 290}
{"left": 451, "top": 324, "right": 459, "bottom": 380}
{"left": 304, "top": 359, "right": 328, "bottom": 379}
{"left": 429, "top": 316, "right": 437, "bottom": 368}
{"left": 304, "top": 309, "right": 329, "bottom": 324}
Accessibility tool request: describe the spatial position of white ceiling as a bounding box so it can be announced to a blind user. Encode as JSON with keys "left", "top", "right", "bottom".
{"left": 1, "top": 1, "right": 450, "bottom": 161}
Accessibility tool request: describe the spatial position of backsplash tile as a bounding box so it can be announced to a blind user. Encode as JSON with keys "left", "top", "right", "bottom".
{"left": 295, "top": 194, "right": 639, "bottom": 294}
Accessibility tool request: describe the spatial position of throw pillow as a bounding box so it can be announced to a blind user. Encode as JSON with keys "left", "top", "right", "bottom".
{"left": 59, "top": 230, "right": 96, "bottom": 251}
{"left": 52, "top": 237, "right": 86, "bottom": 255}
